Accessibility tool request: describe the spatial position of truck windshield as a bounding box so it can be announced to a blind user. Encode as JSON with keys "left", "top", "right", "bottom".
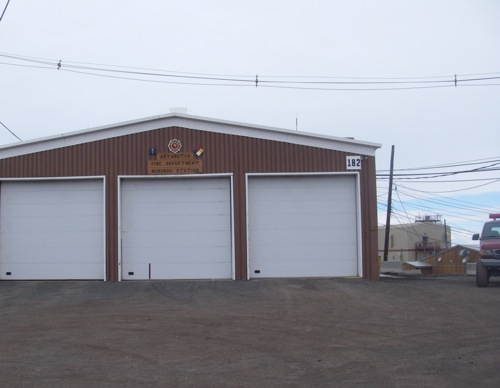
{"left": 483, "top": 223, "right": 500, "bottom": 239}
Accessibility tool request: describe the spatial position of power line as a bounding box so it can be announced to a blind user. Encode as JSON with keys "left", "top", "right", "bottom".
{"left": 62, "top": 68, "right": 252, "bottom": 87}
{"left": 399, "top": 185, "right": 498, "bottom": 209}
{"left": 377, "top": 168, "right": 500, "bottom": 180}
{"left": 0, "top": 51, "right": 254, "bottom": 78}
{"left": 378, "top": 178, "right": 500, "bottom": 184}
{"left": 0, "top": 0, "right": 11, "bottom": 24}
{"left": 378, "top": 210, "right": 454, "bottom": 244}
{"left": 3, "top": 50, "right": 500, "bottom": 81}
{"left": 387, "top": 199, "right": 493, "bottom": 225}
{"left": 377, "top": 201, "right": 482, "bottom": 239}
{"left": 378, "top": 187, "right": 499, "bottom": 228}
{"left": 378, "top": 201, "right": 488, "bottom": 241}
{"left": 394, "top": 179, "right": 500, "bottom": 194}
{"left": 377, "top": 184, "right": 499, "bottom": 218}
{"left": 381, "top": 197, "right": 489, "bottom": 226}
{"left": 394, "top": 186, "right": 422, "bottom": 238}
{"left": 259, "top": 84, "right": 455, "bottom": 92}
{"left": 1, "top": 51, "right": 500, "bottom": 91}
{"left": 377, "top": 156, "right": 500, "bottom": 173}
{"left": 392, "top": 188, "right": 497, "bottom": 214}
{"left": 375, "top": 155, "right": 500, "bottom": 245}
{"left": 377, "top": 160, "right": 500, "bottom": 177}
{"left": 0, "top": 121, "right": 22, "bottom": 141}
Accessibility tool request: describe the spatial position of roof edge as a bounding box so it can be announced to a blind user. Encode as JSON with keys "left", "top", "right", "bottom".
{"left": 0, "top": 113, "right": 382, "bottom": 159}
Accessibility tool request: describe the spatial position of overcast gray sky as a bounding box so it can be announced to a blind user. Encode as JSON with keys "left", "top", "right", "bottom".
{"left": 1, "top": 0, "right": 499, "bottom": 242}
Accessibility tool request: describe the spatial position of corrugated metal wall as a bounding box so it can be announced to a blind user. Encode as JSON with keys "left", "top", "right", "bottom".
{"left": 0, "top": 126, "right": 379, "bottom": 280}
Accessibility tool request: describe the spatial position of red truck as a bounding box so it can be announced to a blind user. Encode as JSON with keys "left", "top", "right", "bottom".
{"left": 472, "top": 213, "right": 500, "bottom": 287}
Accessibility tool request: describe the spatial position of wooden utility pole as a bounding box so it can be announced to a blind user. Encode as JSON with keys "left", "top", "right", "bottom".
{"left": 383, "top": 145, "right": 395, "bottom": 261}
{"left": 444, "top": 219, "right": 448, "bottom": 249}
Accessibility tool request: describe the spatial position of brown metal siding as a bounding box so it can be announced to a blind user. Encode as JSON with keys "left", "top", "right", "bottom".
{"left": 360, "top": 156, "right": 379, "bottom": 280}
{"left": 0, "top": 126, "right": 379, "bottom": 281}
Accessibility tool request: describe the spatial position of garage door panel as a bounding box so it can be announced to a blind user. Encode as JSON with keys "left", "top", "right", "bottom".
{"left": 2, "top": 218, "right": 103, "bottom": 233}
{"left": 4, "top": 263, "right": 105, "bottom": 280}
{"left": 251, "top": 242, "right": 358, "bottom": 259}
{"left": 149, "top": 262, "right": 230, "bottom": 280}
{"left": 122, "top": 201, "right": 229, "bottom": 217}
{"left": 122, "top": 215, "right": 230, "bottom": 233}
{"left": 251, "top": 243, "right": 356, "bottom": 259}
{"left": 2, "top": 205, "right": 102, "bottom": 218}
{"left": 124, "top": 180, "right": 226, "bottom": 194}
{"left": 121, "top": 177, "right": 232, "bottom": 280}
{"left": 252, "top": 259, "right": 357, "bottom": 278}
{"left": 122, "top": 263, "right": 150, "bottom": 280}
{"left": 123, "top": 246, "right": 230, "bottom": 261}
{"left": 123, "top": 235, "right": 230, "bottom": 247}
{"left": 248, "top": 175, "right": 358, "bottom": 279}
{"left": 2, "top": 230, "right": 103, "bottom": 248}
{"left": 2, "top": 231, "right": 102, "bottom": 246}
{"left": 250, "top": 229, "right": 356, "bottom": 246}
{"left": 0, "top": 180, "right": 104, "bottom": 280}
{"left": 122, "top": 229, "right": 229, "bottom": 245}
{"left": 252, "top": 189, "right": 354, "bottom": 203}
{"left": 251, "top": 203, "right": 355, "bottom": 221}
{"left": 251, "top": 177, "right": 354, "bottom": 194}
{"left": 250, "top": 201, "right": 354, "bottom": 217}
{"left": 251, "top": 215, "right": 356, "bottom": 231}
{"left": 3, "top": 190, "right": 102, "bottom": 207}
{"left": 122, "top": 260, "right": 231, "bottom": 281}
{"left": 1, "top": 243, "right": 104, "bottom": 262}
{"left": 3, "top": 190, "right": 97, "bottom": 201}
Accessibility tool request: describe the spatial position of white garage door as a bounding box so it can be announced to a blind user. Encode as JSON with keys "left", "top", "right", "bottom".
{"left": 247, "top": 175, "right": 359, "bottom": 278}
{"left": 0, "top": 179, "right": 105, "bottom": 280}
{"left": 120, "top": 177, "right": 233, "bottom": 280}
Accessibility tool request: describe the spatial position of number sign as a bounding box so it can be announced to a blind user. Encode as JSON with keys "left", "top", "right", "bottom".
{"left": 346, "top": 155, "right": 362, "bottom": 170}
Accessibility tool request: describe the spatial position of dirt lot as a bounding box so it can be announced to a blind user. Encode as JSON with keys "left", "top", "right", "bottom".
{"left": 0, "top": 275, "right": 499, "bottom": 387}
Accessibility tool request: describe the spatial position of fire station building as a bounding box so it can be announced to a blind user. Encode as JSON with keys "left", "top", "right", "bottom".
{"left": 0, "top": 113, "right": 381, "bottom": 281}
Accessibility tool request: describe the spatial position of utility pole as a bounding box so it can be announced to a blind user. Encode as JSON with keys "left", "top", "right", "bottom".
{"left": 444, "top": 219, "right": 448, "bottom": 249}
{"left": 383, "top": 145, "right": 395, "bottom": 262}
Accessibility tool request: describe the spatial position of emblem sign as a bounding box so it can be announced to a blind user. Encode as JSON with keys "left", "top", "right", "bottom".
{"left": 168, "top": 139, "right": 182, "bottom": 153}
{"left": 147, "top": 139, "right": 204, "bottom": 175}
{"left": 194, "top": 146, "right": 204, "bottom": 156}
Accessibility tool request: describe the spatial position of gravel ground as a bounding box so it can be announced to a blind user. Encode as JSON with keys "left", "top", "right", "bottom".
{"left": 0, "top": 275, "right": 499, "bottom": 387}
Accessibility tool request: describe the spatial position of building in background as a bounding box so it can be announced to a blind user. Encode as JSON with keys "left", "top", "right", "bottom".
{"left": 378, "top": 215, "right": 451, "bottom": 262}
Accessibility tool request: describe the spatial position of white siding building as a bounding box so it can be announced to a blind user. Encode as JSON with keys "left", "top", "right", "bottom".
{"left": 378, "top": 216, "right": 451, "bottom": 262}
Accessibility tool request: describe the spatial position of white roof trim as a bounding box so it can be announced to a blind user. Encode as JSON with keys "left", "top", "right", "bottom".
{"left": 0, "top": 113, "right": 381, "bottom": 159}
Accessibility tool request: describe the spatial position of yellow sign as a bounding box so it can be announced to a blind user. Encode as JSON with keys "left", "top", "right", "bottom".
{"left": 147, "top": 152, "right": 203, "bottom": 175}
